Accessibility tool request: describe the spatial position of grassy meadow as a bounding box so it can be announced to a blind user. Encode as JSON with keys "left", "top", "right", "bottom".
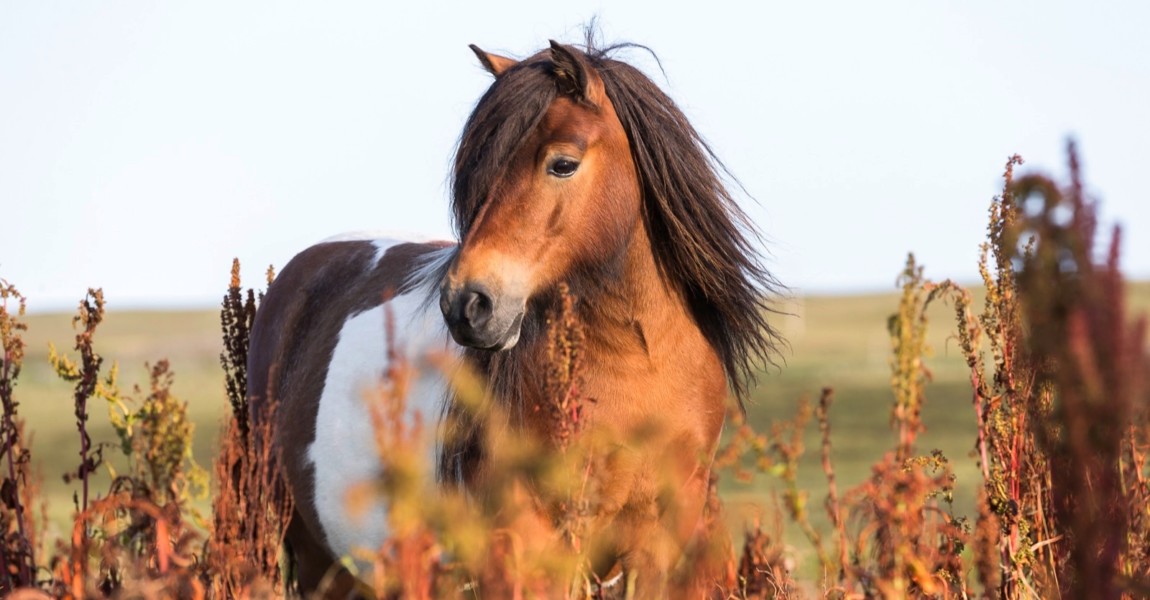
{"left": 17, "top": 309, "right": 224, "bottom": 531}
{"left": 16, "top": 279, "right": 1150, "bottom": 559}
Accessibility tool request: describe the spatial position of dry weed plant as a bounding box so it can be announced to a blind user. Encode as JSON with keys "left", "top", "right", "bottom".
{"left": 207, "top": 258, "right": 292, "bottom": 598}
{"left": 1005, "top": 144, "right": 1148, "bottom": 598}
{"left": 714, "top": 255, "right": 972, "bottom": 600}
{"left": 49, "top": 289, "right": 108, "bottom": 519}
{"left": 1, "top": 279, "right": 43, "bottom": 593}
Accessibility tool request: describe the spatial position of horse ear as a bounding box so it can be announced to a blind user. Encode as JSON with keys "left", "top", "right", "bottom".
{"left": 469, "top": 44, "right": 517, "bottom": 78}
{"left": 548, "top": 40, "right": 605, "bottom": 107}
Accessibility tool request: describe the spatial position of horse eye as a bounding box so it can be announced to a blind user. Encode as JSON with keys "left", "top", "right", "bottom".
{"left": 547, "top": 158, "right": 580, "bottom": 178}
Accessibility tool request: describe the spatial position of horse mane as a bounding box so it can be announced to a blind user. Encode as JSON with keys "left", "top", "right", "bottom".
{"left": 589, "top": 46, "right": 786, "bottom": 403}
{"left": 449, "top": 40, "right": 784, "bottom": 406}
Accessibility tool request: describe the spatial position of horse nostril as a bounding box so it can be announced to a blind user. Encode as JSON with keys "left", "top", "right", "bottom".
{"left": 462, "top": 286, "right": 494, "bottom": 329}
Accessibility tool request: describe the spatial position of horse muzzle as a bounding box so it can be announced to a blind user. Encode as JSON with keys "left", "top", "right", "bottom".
{"left": 439, "top": 281, "right": 525, "bottom": 351}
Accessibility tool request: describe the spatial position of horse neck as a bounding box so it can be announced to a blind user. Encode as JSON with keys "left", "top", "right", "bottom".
{"left": 572, "top": 219, "right": 712, "bottom": 383}
{"left": 486, "top": 218, "right": 727, "bottom": 450}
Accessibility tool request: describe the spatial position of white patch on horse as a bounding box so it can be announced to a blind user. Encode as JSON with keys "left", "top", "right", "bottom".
{"left": 306, "top": 239, "right": 455, "bottom": 568}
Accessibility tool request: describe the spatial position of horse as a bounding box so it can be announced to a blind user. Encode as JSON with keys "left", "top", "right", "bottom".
{"left": 247, "top": 39, "right": 782, "bottom": 598}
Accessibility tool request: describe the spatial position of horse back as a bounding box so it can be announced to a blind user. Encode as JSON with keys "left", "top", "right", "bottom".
{"left": 247, "top": 236, "right": 454, "bottom": 568}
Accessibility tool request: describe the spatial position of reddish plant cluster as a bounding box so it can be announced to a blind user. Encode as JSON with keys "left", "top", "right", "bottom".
{"left": 708, "top": 145, "right": 1148, "bottom": 599}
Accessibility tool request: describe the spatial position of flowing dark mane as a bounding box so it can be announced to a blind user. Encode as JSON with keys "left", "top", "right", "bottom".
{"left": 592, "top": 47, "right": 786, "bottom": 403}
{"left": 450, "top": 42, "right": 784, "bottom": 407}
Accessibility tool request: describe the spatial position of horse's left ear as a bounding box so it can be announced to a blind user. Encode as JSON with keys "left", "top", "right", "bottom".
{"left": 548, "top": 40, "right": 606, "bottom": 107}
{"left": 470, "top": 44, "right": 518, "bottom": 78}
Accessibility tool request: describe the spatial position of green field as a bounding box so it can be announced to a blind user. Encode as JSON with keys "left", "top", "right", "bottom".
{"left": 13, "top": 280, "right": 1150, "bottom": 558}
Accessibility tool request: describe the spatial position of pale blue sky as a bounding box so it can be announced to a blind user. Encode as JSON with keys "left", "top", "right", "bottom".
{"left": 2, "top": 2, "right": 1147, "bottom": 311}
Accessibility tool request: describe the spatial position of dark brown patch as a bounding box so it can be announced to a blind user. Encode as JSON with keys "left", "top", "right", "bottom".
{"left": 546, "top": 201, "right": 564, "bottom": 233}
{"left": 631, "top": 320, "right": 649, "bottom": 357}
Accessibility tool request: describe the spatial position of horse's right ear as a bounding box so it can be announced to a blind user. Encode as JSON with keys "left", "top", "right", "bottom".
{"left": 548, "top": 40, "right": 605, "bottom": 107}
{"left": 469, "top": 44, "right": 517, "bottom": 78}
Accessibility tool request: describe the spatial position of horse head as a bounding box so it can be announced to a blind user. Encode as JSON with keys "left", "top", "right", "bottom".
{"left": 439, "top": 42, "right": 640, "bottom": 350}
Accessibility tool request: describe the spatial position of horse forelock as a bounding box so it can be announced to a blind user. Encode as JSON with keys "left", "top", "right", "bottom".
{"left": 452, "top": 56, "right": 557, "bottom": 240}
